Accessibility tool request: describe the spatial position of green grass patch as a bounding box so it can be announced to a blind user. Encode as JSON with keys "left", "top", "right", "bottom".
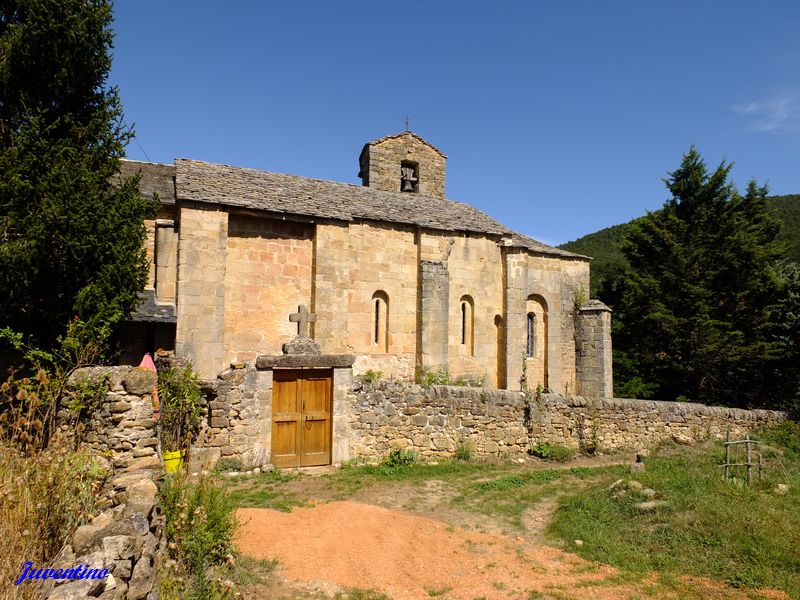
{"left": 225, "top": 468, "right": 305, "bottom": 511}
{"left": 548, "top": 428, "right": 800, "bottom": 598}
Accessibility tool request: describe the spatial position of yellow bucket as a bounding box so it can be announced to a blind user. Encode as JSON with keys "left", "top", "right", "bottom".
{"left": 163, "top": 450, "right": 185, "bottom": 474}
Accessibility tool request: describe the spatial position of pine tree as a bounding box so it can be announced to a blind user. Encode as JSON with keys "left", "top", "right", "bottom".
{"left": 0, "top": 0, "right": 157, "bottom": 353}
{"left": 609, "top": 148, "right": 788, "bottom": 408}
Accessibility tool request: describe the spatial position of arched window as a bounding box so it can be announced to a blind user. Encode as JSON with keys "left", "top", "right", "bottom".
{"left": 372, "top": 291, "right": 389, "bottom": 352}
{"left": 526, "top": 313, "right": 536, "bottom": 357}
{"left": 526, "top": 294, "right": 549, "bottom": 389}
{"left": 460, "top": 295, "right": 474, "bottom": 356}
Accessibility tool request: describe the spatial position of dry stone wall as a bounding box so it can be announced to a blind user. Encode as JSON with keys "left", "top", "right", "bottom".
{"left": 347, "top": 381, "right": 786, "bottom": 458}
{"left": 43, "top": 366, "right": 165, "bottom": 600}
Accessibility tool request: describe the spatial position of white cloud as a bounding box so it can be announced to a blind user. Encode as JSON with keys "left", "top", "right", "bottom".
{"left": 732, "top": 92, "right": 800, "bottom": 133}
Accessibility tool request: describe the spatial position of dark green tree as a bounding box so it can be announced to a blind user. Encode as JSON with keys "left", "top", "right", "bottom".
{"left": 608, "top": 148, "right": 790, "bottom": 408}
{"left": 0, "top": 0, "right": 157, "bottom": 354}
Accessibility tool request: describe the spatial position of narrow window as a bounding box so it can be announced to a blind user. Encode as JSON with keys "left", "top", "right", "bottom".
{"left": 526, "top": 313, "right": 535, "bottom": 357}
{"left": 374, "top": 299, "right": 381, "bottom": 344}
{"left": 461, "top": 302, "right": 467, "bottom": 345}
{"left": 459, "top": 295, "right": 474, "bottom": 356}
{"left": 372, "top": 291, "right": 389, "bottom": 352}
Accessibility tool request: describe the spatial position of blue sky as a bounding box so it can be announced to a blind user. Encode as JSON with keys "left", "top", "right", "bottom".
{"left": 111, "top": 2, "right": 800, "bottom": 246}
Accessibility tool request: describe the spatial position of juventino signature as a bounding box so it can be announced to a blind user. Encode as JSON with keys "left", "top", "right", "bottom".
{"left": 14, "top": 561, "right": 109, "bottom": 585}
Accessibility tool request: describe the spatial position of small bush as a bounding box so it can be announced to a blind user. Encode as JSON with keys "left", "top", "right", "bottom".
{"left": 158, "top": 364, "right": 202, "bottom": 453}
{"left": 160, "top": 474, "right": 238, "bottom": 598}
{"left": 381, "top": 448, "right": 418, "bottom": 468}
{"left": 529, "top": 443, "right": 575, "bottom": 462}
{"left": 362, "top": 370, "right": 383, "bottom": 383}
{"left": 758, "top": 420, "right": 800, "bottom": 459}
{"left": 414, "top": 365, "right": 451, "bottom": 387}
{"left": 454, "top": 443, "right": 472, "bottom": 461}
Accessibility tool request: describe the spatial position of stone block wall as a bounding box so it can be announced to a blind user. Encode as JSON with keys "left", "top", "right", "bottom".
{"left": 223, "top": 215, "right": 313, "bottom": 364}
{"left": 186, "top": 365, "right": 786, "bottom": 472}
{"left": 445, "top": 234, "right": 505, "bottom": 384}
{"left": 359, "top": 132, "right": 447, "bottom": 199}
{"left": 341, "top": 222, "right": 418, "bottom": 379}
{"left": 43, "top": 366, "right": 165, "bottom": 600}
{"left": 346, "top": 381, "right": 786, "bottom": 458}
{"left": 175, "top": 205, "right": 228, "bottom": 379}
{"left": 419, "top": 259, "right": 450, "bottom": 372}
{"left": 187, "top": 364, "right": 272, "bottom": 472}
{"left": 576, "top": 300, "right": 613, "bottom": 398}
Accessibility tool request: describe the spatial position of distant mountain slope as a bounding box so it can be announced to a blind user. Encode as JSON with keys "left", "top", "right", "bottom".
{"left": 560, "top": 195, "right": 800, "bottom": 296}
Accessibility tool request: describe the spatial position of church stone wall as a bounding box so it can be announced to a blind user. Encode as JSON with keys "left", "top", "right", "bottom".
{"left": 223, "top": 215, "right": 313, "bottom": 364}
{"left": 344, "top": 222, "right": 418, "bottom": 379}
{"left": 446, "top": 234, "right": 505, "bottom": 385}
{"left": 175, "top": 205, "right": 228, "bottom": 379}
{"left": 312, "top": 222, "right": 351, "bottom": 354}
{"left": 504, "top": 253, "right": 590, "bottom": 394}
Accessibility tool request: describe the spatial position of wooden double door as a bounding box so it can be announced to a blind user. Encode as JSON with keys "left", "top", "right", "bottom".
{"left": 271, "top": 369, "right": 332, "bottom": 468}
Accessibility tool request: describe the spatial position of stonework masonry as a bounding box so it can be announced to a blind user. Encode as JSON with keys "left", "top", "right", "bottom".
{"left": 175, "top": 205, "right": 228, "bottom": 379}
{"left": 124, "top": 132, "right": 599, "bottom": 394}
{"left": 359, "top": 132, "right": 447, "bottom": 198}
{"left": 190, "top": 367, "right": 785, "bottom": 470}
{"left": 44, "top": 366, "right": 165, "bottom": 600}
{"left": 576, "top": 300, "right": 613, "bottom": 398}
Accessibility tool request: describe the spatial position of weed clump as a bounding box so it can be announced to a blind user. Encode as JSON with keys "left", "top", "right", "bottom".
{"left": 381, "top": 448, "right": 418, "bottom": 468}
{"left": 529, "top": 442, "right": 575, "bottom": 462}
{"left": 159, "top": 474, "right": 238, "bottom": 598}
{"left": 454, "top": 443, "right": 473, "bottom": 462}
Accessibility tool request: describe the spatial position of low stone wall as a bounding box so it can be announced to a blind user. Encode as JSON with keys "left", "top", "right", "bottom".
{"left": 41, "top": 366, "right": 164, "bottom": 600}
{"left": 188, "top": 363, "right": 272, "bottom": 473}
{"left": 348, "top": 381, "right": 787, "bottom": 457}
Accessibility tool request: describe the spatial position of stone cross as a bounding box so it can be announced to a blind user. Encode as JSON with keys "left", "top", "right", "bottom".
{"left": 289, "top": 304, "right": 317, "bottom": 338}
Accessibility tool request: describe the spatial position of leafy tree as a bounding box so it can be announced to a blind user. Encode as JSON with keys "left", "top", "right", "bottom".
{"left": 0, "top": 0, "right": 157, "bottom": 355}
{"left": 607, "top": 148, "right": 793, "bottom": 408}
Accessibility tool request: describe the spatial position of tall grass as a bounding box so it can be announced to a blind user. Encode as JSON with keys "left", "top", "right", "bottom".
{"left": 0, "top": 440, "right": 106, "bottom": 600}
{"left": 159, "top": 474, "right": 238, "bottom": 599}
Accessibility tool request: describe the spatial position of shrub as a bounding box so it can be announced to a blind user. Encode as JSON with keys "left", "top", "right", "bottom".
{"left": 454, "top": 443, "right": 472, "bottom": 462}
{"left": 362, "top": 370, "right": 383, "bottom": 383}
{"left": 414, "top": 365, "right": 451, "bottom": 388}
{"left": 381, "top": 448, "right": 418, "bottom": 468}
{"left": 160, "top": 474, "right": 238, "bottom": 598}
{"left": 757, "top": 420, "right": 800, "bottom": 459}
{"left": 158, "top": 364, "right": 202, "bottom": 453}
{"left": 530, "top": 442, "right": 574, "bottom": 462}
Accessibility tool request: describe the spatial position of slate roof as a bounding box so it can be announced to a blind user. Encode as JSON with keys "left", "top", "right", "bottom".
{"left": 174, "top": 159, "right": 587, "bottom": 260}
{"left": 119, "top": 160, "right": 176, "bottom": 204}
{"left": 130, "top": 289, "right": 177, "bottom": 323}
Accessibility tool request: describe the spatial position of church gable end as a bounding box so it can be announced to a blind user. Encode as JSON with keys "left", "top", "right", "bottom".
{"left": 358, "top": 132, "right": 447, "bottom": 199}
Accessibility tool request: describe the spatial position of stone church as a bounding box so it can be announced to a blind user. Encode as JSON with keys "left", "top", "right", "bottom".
{"left": 120, "top": 131, "right": 612, "bottom": 401}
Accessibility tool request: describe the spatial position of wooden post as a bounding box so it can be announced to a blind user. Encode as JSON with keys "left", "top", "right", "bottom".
{"left": 724, "top": 428, "right": 731, "bottom": 480}
{"left": 746, "top": 431, "right": 752, "bottom": 484}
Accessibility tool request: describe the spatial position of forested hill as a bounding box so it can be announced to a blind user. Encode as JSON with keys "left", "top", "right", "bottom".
{"left": 560, "top": 194, "right": 800, "bottom": 296}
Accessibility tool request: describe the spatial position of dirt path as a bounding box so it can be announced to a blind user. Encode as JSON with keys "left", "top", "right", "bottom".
{"left": 235, "top": 501, "right": 785, "bottom": 600}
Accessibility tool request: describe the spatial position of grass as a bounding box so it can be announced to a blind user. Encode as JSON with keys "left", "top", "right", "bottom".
{"left": 0, "top": 441, "right": 107, "bottom": 600}
{"left": 548, "top": 428, "right": 800, "bottom": 598}
{"left": 225, "top": 468, "right": 306, "bottom": 511}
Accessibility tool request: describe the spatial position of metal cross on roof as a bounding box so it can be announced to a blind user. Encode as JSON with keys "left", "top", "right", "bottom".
{"left": 289, "top": 304, "right": 317, "bottom": 338}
